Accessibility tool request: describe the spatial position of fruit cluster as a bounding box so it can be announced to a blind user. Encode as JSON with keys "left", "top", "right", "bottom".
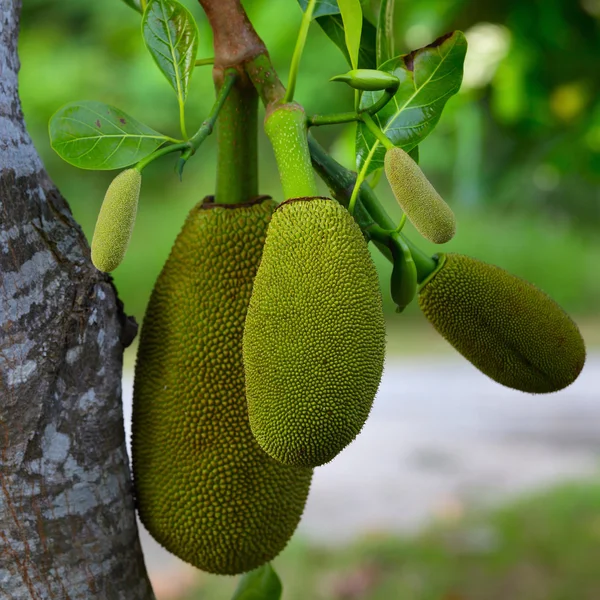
{"left": 126, "top": 102, "right": 585, "bottom": 576}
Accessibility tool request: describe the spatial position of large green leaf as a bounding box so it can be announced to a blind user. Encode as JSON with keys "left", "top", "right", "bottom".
{"left": 376, "top": 0, "right": 394, "bottom": 67}
{"left": 142, "top": 0, "right": 198, "bottom": 104}
{"left": 356, "top": 31, "right": 467, "bottom": 175}
{"left": 49, "top": 101, "right": 170, "bottom": 170}
{"left": 231, "top": 564, "right": 282, "bottom": 600}
{"left": 338, "top": 0, "right": 363, "bottom": 70}
{"left": 121, "top": 0, "right": 143, "bottom": 13}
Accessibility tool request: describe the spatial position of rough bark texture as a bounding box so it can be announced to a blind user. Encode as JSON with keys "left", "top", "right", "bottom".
{"left": 0, "top": 2, "right": 154, "bottom": 598}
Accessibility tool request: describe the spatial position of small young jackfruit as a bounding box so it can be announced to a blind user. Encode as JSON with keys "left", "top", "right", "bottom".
{"left": 243, "top": 197, "right": 386, "bottom": 468}
{"left": 132, "top": 197, "right": 312, "bottom": 575}
{"left": 384, "top": 147, "right": 456, "bottom": 244}
{"left": 91, "top": 168, "right": 141, "bottom": 272}
{"left": 418, "top": 253, "right": 586, "bottom": 393}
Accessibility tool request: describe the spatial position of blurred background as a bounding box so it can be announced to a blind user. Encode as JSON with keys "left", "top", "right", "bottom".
{"left": 19, "top": 0, "right": 600, "bottom": 598}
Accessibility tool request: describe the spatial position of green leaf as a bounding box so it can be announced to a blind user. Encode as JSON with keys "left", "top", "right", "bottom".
{"left": 356, "top": 31, "right": 467, "bottom": 176}
{"left": 376, "top": 0, "right": 394, "bottom": 67}
{"left": 232, "top": 564, "right": 282, "bottom": 600}
{"left": 338, "top": 0, "right": 363, "bottom": 71}
{"left": 297, "top": 0, "right": 341, "bottom": 18}
{"left": 49, "top": 101, "right": 170, "bottom": 170}
{"left": 142, "top": 0, "right": 198, "bottom": 104}
{"left": 316, "top": 14, "right": 377, "bottom": 69}
{"left": 297, "top": 0, "right": 376, "bottom": 69}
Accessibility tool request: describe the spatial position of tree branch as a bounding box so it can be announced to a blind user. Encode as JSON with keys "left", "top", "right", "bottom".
{"left": 199, "top": 0, "right": 265, "bottom": 68}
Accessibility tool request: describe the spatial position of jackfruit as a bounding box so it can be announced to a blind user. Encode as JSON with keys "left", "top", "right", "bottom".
{"left": 91, "top": 168, "right": 141, "bottom": 272}
{"left": 243, "top": 197, "right": 386, "bottom": 467}
{"left": 418, "top": 253, "right": 586, "bottom": 393}
{"left": 384, "top": 147, "right": 456, "bottom": 244}
{"left": 132, "top": 197, "right": 312, "bottom": 575}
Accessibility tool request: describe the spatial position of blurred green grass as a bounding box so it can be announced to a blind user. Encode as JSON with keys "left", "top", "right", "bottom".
{"left": 183, "top": 479, "right": 600, "bottom": 600}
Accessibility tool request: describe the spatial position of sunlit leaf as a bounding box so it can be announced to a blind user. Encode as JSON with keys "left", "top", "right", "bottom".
{"left": 142, "top": 0, "right": 198, "bottom": 104}
{"left": 231, "top": 564, "right": 282, "bottom": 600}
{"left": 49, "top": 101, "right": 170, "bottom": 170}
{"left": 376, "top": 0, "right": 394, "bottom": 67}
{"left": 356, "top": 31, "right": 467, "bottom": 175}
{"left": 338, "top": 0, "right": 362, "bottom": 70}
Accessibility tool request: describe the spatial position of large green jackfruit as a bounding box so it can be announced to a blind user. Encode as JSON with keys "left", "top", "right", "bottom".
{"left": 132, "top": 197, "right": 312, "bottom": 575}
{"left": 243, "top": 197, "right": 386, "bottom": 468}
{"left": 418, "top": 253, "right": 586, "bottom": 393}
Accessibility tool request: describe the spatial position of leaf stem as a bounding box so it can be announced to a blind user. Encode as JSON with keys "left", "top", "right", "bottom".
{"left": 361, "top": 113, "right": 393, "bottom": 149}
{"left": 178, "top": 98, "right": 188, "bottom": 140}
{"left": 308, "top": 111, "right": 359, "bottom": 126}
{"left": 308, "top": 90, "right": 397, "bottom": 127}
{"left": 135, "top": 141, "right": 191, "bottom": 172}
{"left": 349, "top": 140, "right": 379, "bottom": 215}
{"left": 195, "top": 57, "right": 215, "bottom": 67}
{"left": 284, "top": 0, "right": 317, "bottom": 103}
{"left": 140, "top": 0, "right": 148, "bottom": 11}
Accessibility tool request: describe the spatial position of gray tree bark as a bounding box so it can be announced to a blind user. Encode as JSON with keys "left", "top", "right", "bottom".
{"left": 0, "top": 1, "right": 155, "bottom": 598}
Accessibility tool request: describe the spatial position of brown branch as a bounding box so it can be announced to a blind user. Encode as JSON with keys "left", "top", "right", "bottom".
{"left": 198, "top": 0, "right": 286, "bottom": 107}
{"left": 199, "top": 0, "right": 265, "bottom": 67}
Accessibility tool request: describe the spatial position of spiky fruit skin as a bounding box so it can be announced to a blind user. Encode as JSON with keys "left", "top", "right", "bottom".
{"left": 132, "top": 197, "right": 312, "bottom": 576}
{"left": 91, "top": 168, "right": 141, "bottom": 272}
{"left": 384, "top": 147, "right": 456, "bottom": 244}
{"left": 243, "top": 197, "right": 386, "bottom": 468}
{"left": 418, "top": 253, "right": 586, "bottom": 393}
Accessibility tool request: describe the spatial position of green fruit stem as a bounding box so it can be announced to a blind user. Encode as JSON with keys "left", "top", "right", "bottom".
{"left": 215, "top": 72, "right": 259, "bottom": 204}
{"left": 265, "top": 103, "right": 318, "bottom": 200}
{"left": 308, "top": 135, "right": 437, "bottom": 282}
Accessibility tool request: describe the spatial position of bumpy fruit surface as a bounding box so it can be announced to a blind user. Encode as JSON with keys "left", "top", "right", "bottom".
{"left": 243, "top": 197, "right": 386, "bottom": 467}
{"left": 91, "top": 168, "right": 141, "bottom": 272}
{"left": 384, "top": 147, "right": 456, "bottom": 244}
{"left": 132, "top": 197, "right": 312, "bottom": 575}
{"left": 418, "top": 253, "right": 586, "bottom": 393}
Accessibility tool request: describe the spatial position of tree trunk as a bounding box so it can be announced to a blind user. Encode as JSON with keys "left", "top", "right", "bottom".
{"left": 0, "top": 2, "right": 154, "bottom": 598}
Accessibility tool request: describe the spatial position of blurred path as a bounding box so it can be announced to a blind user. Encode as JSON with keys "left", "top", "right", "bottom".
{"left": 122, "top": 353, "right": 600, "bottom": 579}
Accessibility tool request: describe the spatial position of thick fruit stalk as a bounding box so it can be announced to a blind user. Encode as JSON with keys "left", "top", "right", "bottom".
{"left": 264, "top": 102, "right": 319, "bottom": 200}
{"left": 132, "top": 197, "right": 312, "bottom": 575}
{"left": 418, "top": 253, "right": 586, "bottom": 393}
{"left": 243, "top": 197, "right": 386, "bottom": 467}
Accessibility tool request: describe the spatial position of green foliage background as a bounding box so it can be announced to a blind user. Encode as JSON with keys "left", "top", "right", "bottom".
{"left": 19, "top": 0, "right": 600, "bottom": 321}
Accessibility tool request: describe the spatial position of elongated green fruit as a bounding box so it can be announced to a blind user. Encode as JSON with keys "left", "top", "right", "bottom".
{"left": 418, "top": 253, "right": 586, "bottom": 393}
{"left": 243, "top": 197, "right": 386, "bottom": 467}
{"left": 132, "top": 197, "right": 312, "bottom": 575}
{"left": 389, "top": 234, "right": 417, "bottom": 312}
{"left": 331, "top": 69, "right": 400, "bottom": 91}
{"left": 91, "top": 168, "right": 141, "bottom": 272}
{"left": 384, "top": 147, "right": 456, "bottom": 244}
{"left": 264, "top": 103, "right": 319, "bottom": 200}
